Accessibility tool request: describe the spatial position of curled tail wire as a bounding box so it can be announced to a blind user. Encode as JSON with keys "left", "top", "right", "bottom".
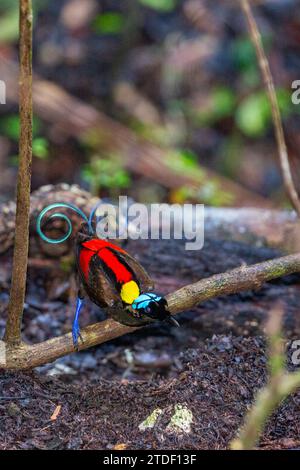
{"left": 36, "top": 202, "right": 91, "bottom": 244}
{"left": 36, "top": 200, "right": 129, "bottom": 244}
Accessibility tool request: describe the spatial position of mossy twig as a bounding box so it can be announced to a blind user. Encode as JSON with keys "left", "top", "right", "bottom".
{"left": 4, "top": 252, "right": 300, "bottom": 369}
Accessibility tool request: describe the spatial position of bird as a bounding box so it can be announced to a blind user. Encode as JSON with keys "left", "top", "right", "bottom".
{"left": 37, "top": 202, "right": 179, "bottom": 348}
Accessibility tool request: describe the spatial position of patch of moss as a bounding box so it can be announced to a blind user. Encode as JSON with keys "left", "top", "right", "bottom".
{"left": 166, "top": 404, "right": 193, "bottom": 434}
{"left": 138, "top": 408, "right": 163, "bottom": 431}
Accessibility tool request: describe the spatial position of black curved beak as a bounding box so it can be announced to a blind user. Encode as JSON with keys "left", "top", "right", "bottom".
{"left": 166, "top": 316, "right": 180, "bottom": 327}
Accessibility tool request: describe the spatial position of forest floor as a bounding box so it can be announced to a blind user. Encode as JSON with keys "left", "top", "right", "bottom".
{"left": 1, "top": 236, "right": 300, "bottom": 449}
{"left": 0, "top": 0, "right": 300, "bottom": 450}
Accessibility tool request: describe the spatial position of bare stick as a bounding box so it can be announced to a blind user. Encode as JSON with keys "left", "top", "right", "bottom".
{"left": 231, "top": 304, "right": 300, "bottom": 450}
{"left": 4, "top": 0, "right": 33, "bottom": 345}
{"left": 5, "top": 252, "right": 300, "bottom": 369}
{"left": 231, "top": 370, "right": 300, "bottom": 449}
{"left": 240, "top": 0, "right": 300, "bottom": 217}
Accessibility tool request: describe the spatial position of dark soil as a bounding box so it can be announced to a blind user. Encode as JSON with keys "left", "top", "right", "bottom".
{"left": 1, "top": 335, "right": 300, "bottom": 450}
{"left": 1, "top": 236, "right": 300, "bottom": 449}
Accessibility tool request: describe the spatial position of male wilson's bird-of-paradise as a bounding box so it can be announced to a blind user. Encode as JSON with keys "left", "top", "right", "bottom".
{"left": 37, "top": 202, "right": 179, "bottom": 348}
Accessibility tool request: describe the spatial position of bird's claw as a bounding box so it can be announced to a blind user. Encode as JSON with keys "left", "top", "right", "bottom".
{"left": 72, "top": 322, "right": 83, "bottom": 350}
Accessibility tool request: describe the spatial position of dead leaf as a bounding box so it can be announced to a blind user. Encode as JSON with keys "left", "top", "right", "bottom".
{"left": 113, "top": 443, "right": 127, "bottom": 450}
{"left": 50, "top": 405, "right": 61, "bottom": 421}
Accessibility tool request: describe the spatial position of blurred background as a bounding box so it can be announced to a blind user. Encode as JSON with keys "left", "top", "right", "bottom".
{"left": 0, "top": 0, "right": 300, "bottom": 208}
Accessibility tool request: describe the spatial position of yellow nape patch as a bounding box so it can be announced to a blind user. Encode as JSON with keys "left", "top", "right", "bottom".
{"left": 120, "top": 281, "right": 140, "bottom": 305}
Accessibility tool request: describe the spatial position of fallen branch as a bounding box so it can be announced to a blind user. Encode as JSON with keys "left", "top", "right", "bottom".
{"left": 4, "top": 252, "right": 300, "bottom": 369}
{"left": 240, "top": 0, "right": 300, "bottom": 217}
{"left": 0, "top": 184, "right": 299, "bottom": 257}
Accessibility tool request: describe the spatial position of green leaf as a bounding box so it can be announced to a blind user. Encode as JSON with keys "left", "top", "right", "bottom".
{"left": 0, "top": 0, "right": 45, "bottom": 43}
{"left": 236, "top": 93, "right": 270, "bottom": 137}
{"left": 236, "top": 89, "right": 293, "bottom": 137}
{"left": 33, "top": 137, "right": 49, "bottom": 159}
{"left": 138, "top": 0, "right": 176, "bottom": 12}
{"left": 82, "top": 156, "right": 131, "bottom": 192}
{"left": 191, "top": 86, "right": 236, "bottom": 126}
{"left": 276, "top": 88, "right": 293, "bottom": 117}
{"left": 231, "top": 38, "right": 257, "bottom": 72}
{"left": 0, "top": 115, "right": 42, "bottom": 141}
{"left": 177, "top": 149, "right": 198, "bottom": 168}
{"left": 92, "top": 13, "right": 125, "bottom": 34}
{"left": 212, "top": 87, "right": 236, "bottom": 119}
{"left": 0, "top": 6, "right": 19, "bottom": 43}
{"left": 112, "top": 170, "right": 131, "bottom": 188}
{"left": 166, "top": 149, "right": 199, "bottom": 174}
{"left": 0, "top": 115, "right": 20, "bottom": 140}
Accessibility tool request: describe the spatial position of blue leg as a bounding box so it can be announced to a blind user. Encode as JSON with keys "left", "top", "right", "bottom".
{"left": 72, "top": 296, "right": 84, "bottom": 349}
